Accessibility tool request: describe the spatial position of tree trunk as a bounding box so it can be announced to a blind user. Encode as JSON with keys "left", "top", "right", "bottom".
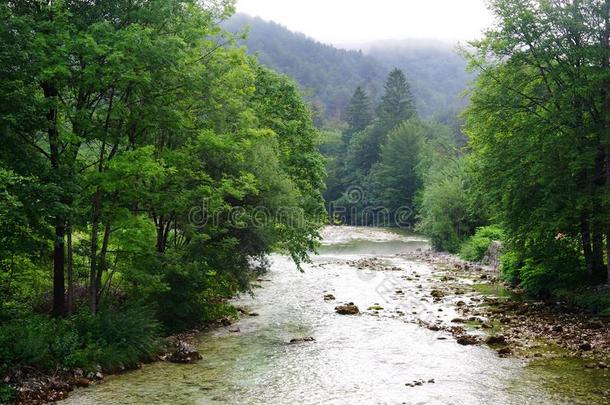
{"left": 581, "top": 215, "right": 594, "bottom": 279}
{"left": 53, "top": 219, "right": 66, "bottom": 317}
{"left": 602, "top": 0, "right": 610, "bottom": 283}
{"left": 95, "top": 222, "right": 111, "bottom": 305}
{"left": 43, "top": 81, "right": 66, "bottom": 317}
{"left": 89, "top": 190, "right": 102, "bottom": 314}
{"left": 67, "top": 223, "right": 74, "bottom": 315}
{"left": 592, "top": 224, "right": 605, "bottom": 281}
{"left": 156, "top": 216, "right": 166, "bottom": 253}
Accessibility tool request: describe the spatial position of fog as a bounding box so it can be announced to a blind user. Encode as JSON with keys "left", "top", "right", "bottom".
{"left": 236, "top": 0, "right": 494, "bottom": 45}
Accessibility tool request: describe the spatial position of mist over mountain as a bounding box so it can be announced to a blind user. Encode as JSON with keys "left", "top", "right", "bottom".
{"left": 223, "top": 14, "right": 472, "bottom": 122}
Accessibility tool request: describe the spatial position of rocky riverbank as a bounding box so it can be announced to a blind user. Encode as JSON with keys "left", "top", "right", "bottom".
{"left": 8, "top": 323, "right": 227, "bottom": 404}
{"left": 404, "top": 250, "right": 610, "bottom": 365}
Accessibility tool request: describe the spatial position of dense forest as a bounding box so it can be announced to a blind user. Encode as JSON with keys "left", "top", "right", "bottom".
{"left": 321, "top": 0, "right": 610, "bottom": 305}
{"left": 223, "top": 14, "right": 471, "bottom": 123}
{"left": 322, "top": 0, "right": 610, "bottom": 313}
{"left": 2, "top": 0, "right": 610, "bottom": 403}
{"left": 0, "top": 1, "right": 324, "bottom": 401}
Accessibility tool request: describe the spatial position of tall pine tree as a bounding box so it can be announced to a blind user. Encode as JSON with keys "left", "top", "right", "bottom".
{"left": 377, "top": 68, "right": 416, "bottom": 125}
{"left": 343, "top": 86, "right": 372, "bottom": 143}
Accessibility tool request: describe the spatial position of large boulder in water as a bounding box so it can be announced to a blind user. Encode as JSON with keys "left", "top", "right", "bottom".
{"left": 335, "top": 303, "right": 359, "bottom": 315}
{"left": 169, "top": 341, "right": 202, "bottom": 364}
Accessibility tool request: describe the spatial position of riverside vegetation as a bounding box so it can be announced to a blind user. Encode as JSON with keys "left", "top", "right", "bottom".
{"left": 0, "top": 0, "right": 324, "bottom": 402}
{"left": 2, "top": 0, "right": 610, "bottom": 403}
{"left": 323, "top": 0, "right": 610, "bottom": 311}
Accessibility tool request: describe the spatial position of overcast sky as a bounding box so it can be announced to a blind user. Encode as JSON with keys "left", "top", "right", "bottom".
{"left": 236, "top": 0, "right": 495, "bottom": 45}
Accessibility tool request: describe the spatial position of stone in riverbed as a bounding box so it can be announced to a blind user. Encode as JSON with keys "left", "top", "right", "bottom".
{"left": 323, "top": 294, "right": 336, "bottom": 301}
{"left": 456, "top": 335, "right": 480, "bottom": 345}
{"left": 72, "top": 378, "right": 91, "bottom": 388}
{"left": 335, "top": 303, "right": 359, "bottom": 315}
{"left": 169, "top": 341, "right": 202, "bottom": 364}
{"left": 289, "top": 336, "right": 315, "bottom": 344}
{"left": 430, "top": 289, "right": 445, "bottom": 299}
{"left": 578, "top": 342, "right": 592, "bottom": 351}
{"left": 497, "top": 347, "right": 512, "bottom": 356}
{"left": 485, "top": 335, "right": 507, "bottom": 345}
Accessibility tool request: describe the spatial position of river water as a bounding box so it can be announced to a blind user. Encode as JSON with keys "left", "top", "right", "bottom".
{"left": 65, "top": 227, "right": 608, "bottom": 404}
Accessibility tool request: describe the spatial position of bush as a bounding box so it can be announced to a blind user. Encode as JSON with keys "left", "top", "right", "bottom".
{"left": 554, "top": 287, "right": 610, "bottom": 315}
{"left": 500, "top": 251, "right": 522, "bottom": 285}
{"left": 416, "top": 159, "right": 479, "bottom": 252}
{"left": 69, "top": 305, "right": 161, "bottom": 371}
{"left": 459, "top": 225, "right": 504, "bottom": 262}
{"left": 0, "top": 315, "right": 77, "bottom": 374}
{"left": 0, "top": 305, "right": 161, "bottom": 376}
{"left": 499, "top": 236, "right": 585, "bottom": 298}
{"left": 154, "top": 261, "right": 239, "bottom": 333}
{"left": 0, "top": 384, "right": 15, "bottom": 404}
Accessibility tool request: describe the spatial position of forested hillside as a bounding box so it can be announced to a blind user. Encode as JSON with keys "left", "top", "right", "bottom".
{"left": 223, "top": 14, "right": 471, "bottom": 123}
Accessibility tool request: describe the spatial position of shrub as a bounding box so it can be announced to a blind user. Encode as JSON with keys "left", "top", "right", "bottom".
{"left": 500, "top": 251, "right": 522, "bottom": 285}
{"left": 500, "top": 236, "right": 585, "bottom": 298}
{"left": 553, "top": 287, "right": 610, "bottom": 315}
{"left": 0, "top": 305, "right": 161, "bottom": 376}
{"left": 416, "top": 159, "right": 479, "bottom": 252}
{"left": 0, "top": 384, "right": 15, "bottom": 404}
{"left": 459, "top": 225, "right": 504, "bottom": 262}
{"left": 70, "top": 305, "right": 161, "bottom": 371}
{"left": 0, "top": 315, "right": 77, "bottom": 374}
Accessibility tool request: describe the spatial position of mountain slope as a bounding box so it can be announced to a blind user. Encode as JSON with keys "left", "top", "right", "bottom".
{"left": 223, "top": 14, "right": 471, "bottom": 122}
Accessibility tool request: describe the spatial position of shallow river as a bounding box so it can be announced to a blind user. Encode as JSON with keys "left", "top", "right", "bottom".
{"left": 65, "top": 227, "right": 608, "bottom": 404}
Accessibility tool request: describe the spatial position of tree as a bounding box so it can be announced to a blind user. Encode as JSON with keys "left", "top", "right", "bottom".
{"left": 465, "top": 0, "right": 610, "bottom": 287}
{"left": 377, "top": 68, "right": 416, "bottom": 125}
{"left": 344, "top": 86, "right": 373, "bottom": 143}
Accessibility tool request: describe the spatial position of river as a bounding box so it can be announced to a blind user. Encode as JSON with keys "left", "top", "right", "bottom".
{"left": 64, "top": 227, "right": 607, "bottom": 404}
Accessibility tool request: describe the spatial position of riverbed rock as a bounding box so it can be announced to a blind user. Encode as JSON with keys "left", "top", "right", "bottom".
{"left": 497, "top": 347, "right": 512, "bottom": 356}
{"left": 578, "top": 342, "right": 592, "bottom": 351}
{"left": 323, "top": 294, "right": 336, "bottom": 301}
{"left": 289, "top": 336, "right": 315, "bottom": 344}
{"left": 169, "top": 341, "right": 203, "bottom": 364}
{"left": 335, "top": 303, "right": 359, "bottom": 315}
{"left": 228, "top": 326, "right": 240, "bottom": 333}
{"left": 456, "top": 335, "right": 480, "bottom": 345}
{"left": 485, "top": 335, "right": 507, "bottom": 345}
{"left": 72, "top": 378, "right": 91, "bottom": 388}
{"left": 368, "top": 305, "right": 384, "bottom": 311}
{"left": 431, "top": 289, "right": 445, "bottom": 299}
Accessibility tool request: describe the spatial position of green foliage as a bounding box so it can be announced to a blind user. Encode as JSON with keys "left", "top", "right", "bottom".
{"left": 459, "top": 226, "right": 504, "bottom": 262}
{"left": 365, "top": 120, "right": 426, "bottom": 223}
{"left": 464, "top": 0, "right": 610, "bottom": 296}
{"left": 0, "top": 384, "right": 15, "bottom": 404}
{"left": 344, "top": 87, "right": 373, "bottom": 142}
{"left": 0, "top": 0, "right": 326, "bottom": 383}
{"left": 554, "top": 288, "right": 610, "bottom": 316}
{"left": 0, "top": 306, "right": 160, "bottom": 375}
{"left": 500, "top": 237, "right": 585, "bottom": 298}
{"left": 500, "top": 251, "right": 522, "bottom": 285}
{"left": 416, "top": 159, "right": 476, "bottom": 252}
{"left": 377, "top": 69, "right": 416, "bottom": 126}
